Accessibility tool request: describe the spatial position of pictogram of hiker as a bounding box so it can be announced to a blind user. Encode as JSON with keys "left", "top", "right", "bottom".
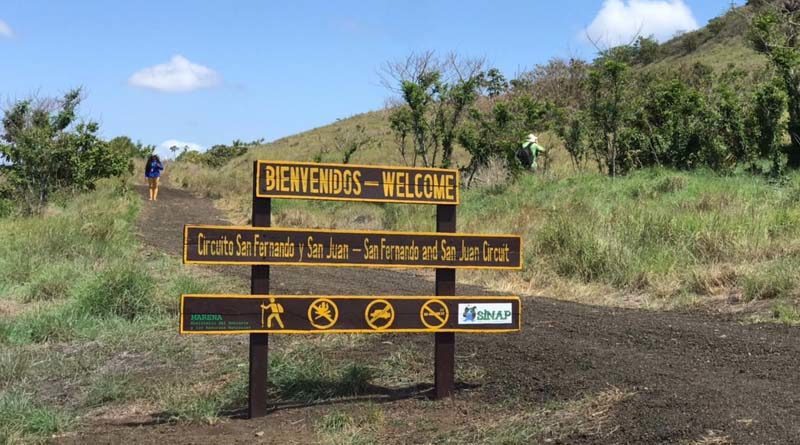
{"left": 260, "top": 297, "right": 285, "bottom": 329}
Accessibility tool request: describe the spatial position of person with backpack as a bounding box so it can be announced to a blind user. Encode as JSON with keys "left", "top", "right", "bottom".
{"left": 517, "top": 133, "right": 546, "bottom": 171}
{"left": 144, "top": 154, "right": 164, "bottom": 201}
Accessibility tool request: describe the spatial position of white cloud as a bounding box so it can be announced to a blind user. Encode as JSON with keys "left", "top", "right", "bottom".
{"left": 0, "top": 19, "right": 13, "bottom": 38}
{"left": 129, "top": 55, "right": 221, "bottom": 93}
{"left": 158, "top": 139, "right": 205, "bottom": 159}
{"left": 583, "top": 0, "right": 699, "bottom": 47}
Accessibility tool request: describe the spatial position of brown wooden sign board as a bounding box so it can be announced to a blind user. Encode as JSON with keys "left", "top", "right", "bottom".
{"left": 256, "top": 160, "right": 460, "bottom": 205}
{"left": 180, "top": 294, "right": 521, "bottom": 334}
{"left": 183, "top": 225, "right": 522, "bottom": 270}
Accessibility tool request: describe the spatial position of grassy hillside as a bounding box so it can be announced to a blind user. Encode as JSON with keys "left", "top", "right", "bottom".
{"left": 0, "top": 178, "right": 607, "bottom": 443}
{"left": 645, "top": 5, "right": 767, "bottom": 73}
{"left": 168, "top": 3, "right": 799, "bottom": 317}
{"left": 0, "top": 180, "right": 240, "bottom": 442}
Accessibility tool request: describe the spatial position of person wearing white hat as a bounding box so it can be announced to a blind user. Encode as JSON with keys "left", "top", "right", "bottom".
{"left": 518, "top": 133, "right": 546, "bottom": 170}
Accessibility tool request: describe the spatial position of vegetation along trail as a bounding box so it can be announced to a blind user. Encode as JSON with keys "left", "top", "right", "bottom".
{"left": 63, "top": 182, "right": 800, "bottom": 444}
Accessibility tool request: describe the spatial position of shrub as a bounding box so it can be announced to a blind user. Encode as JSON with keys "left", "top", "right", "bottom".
{"left": 1, "top": 89, "right": 132, "bottom": 213}
{"left": 72, "top": 260, "right": 157, "bottom": 320}
{"left": 0, "top": 392, "right": 71, "bottom": 443}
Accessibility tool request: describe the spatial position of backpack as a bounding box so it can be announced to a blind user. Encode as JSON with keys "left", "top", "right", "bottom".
{"left": 145, "top": 159, "right": 159, "bottom": 176}
{"left": 517, "top": 143, "right": 533, "bottom": 169}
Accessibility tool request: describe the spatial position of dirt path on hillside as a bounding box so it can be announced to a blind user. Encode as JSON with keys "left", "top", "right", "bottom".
{"left": 64, "top": 184, "right": 800, "bottom": 444}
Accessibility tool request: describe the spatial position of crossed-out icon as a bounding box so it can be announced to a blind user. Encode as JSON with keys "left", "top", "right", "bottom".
{"left": 420, "top": 299, "right": 449, "bottom": 329}
{"left": 365, "top": 299, "right": 395, "bottom": 330}
{"left": 308, "top": 298, "right": 339, "bottom": 330}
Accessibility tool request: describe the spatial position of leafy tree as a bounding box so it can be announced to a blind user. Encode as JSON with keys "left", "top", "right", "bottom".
{"left": 479, "top": 68, "right": 509, "bottom": 98}
{"left": 587, "top": 59, "right": 629, "bottom": 177}
{"left": 750, "top": 7, "right": 800, "bottom": 164}
{"left": 459, "top": 94, "right": 549, "bottom": 186}
{"left": 384, "top": 52, "right": 484, "bottom": 168}
{"left": 0, "top": 89, "right": 130, "bottom": 213}
{"left": 175, "top": 149, "right": 206, "bottom": 164}
{"left": 333, "top": 124, "right": 375, "bottom": 164}
{"left": 752, "top": 80, "right": 788, "bottom": 176}
{"left": 555, "top": 110, "right": 589, "bottom": 169}
{"left": 515, "top": 58, "right": 589, "bottom": 110}
{"left": 634, "top": 36, "right": 661, "bottom": 65}
{"left": 176, "top": 139, "right": 258, "bottom": 167}
{"left": 203, "top": 143, "right": 248, "bottom": 167}
{"left": 107, "top": 136, "right": 153, "bottom": 174}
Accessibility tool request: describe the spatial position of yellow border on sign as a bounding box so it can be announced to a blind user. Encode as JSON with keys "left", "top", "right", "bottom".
{"left": 179, "top": 294, "right": 522, "bottom": 335}
{"left": 254, "top": 160, "right": 461, "bottom": 205}
{"left": 182, "top": 224, "right": 524, "bottom": 271}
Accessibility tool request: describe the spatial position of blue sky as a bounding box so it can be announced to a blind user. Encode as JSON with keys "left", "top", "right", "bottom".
{"left": 1, "top": 1, "right": 740, "bottom": 157}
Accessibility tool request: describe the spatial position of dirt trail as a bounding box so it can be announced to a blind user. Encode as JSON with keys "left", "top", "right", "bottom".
{"left": 72, "top": 184, "right": 800, "bottom": 444}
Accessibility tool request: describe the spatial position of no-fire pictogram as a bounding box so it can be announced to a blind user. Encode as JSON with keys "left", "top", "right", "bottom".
{"left": 308, "top": 298, "right": 339, "bottom": 330}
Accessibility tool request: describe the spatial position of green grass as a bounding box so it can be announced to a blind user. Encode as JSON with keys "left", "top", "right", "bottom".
{"left": 770, "top": 303, "right": 800, "bottom": 324}
{"left": 158, "top": 370, "right": 248, "bottom": 424}
{"left": 0, "top": 391, "right": 72, "bottom": 444}
{"left": 0, "top": 178, "right": 246, "bottom": 441}
{"left": 172, "top": 135, "right": 800, "bottom": 312}
{"left": 314, "top": 409, "right": 380, "bottom": 445}
{"left": 71, "top": 260, "right": 158, "bottom": 320}
{"left": 84, "top": 373, "right": 138, "bottom": 408}
{"left": 178, "top": 159, "right": 800, "bottom": 309}
{"left": 434, "top": 388, "right": 633, "bottom": 445}
{"left": 270, "top": 344, "right": 374, "bottom": 402}
{"left": 0, "top": 350, "right": 31, "bottom": 390}
{"left": 742, "top": 258, "right": 799, "bottom": 301}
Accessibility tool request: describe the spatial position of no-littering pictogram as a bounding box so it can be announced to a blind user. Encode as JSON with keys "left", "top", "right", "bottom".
{"left": 420, "top": 299, "right": 449, "bottom": 329}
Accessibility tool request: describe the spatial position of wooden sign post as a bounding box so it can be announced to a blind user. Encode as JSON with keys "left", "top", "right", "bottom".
{"left": 250, "top": 161, "right": 270, "bottom": 418}
{"left": 181, "top": 160, "right": 523, "bottom": 417}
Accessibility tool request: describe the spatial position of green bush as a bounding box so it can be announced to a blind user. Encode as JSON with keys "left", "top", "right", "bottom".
{"left": 1, "top": 89, "right": 133, "bottom": 214}
{"left": 742, "top": 261, "right": 797, "bottom": 301}
{"left": 270, "top": 347, "right": 374, "bottom": 402}
{"left": 0, "top": 391, "right": 71, "bottom": 443}
{"left": 2, "top": 306, "right": 90, "bottom": 344}
{"left": 0, "top": 198, "right": 13, "bottom": 218}
{"left": 72, "top": 260, "right": 157, "bottom": 320}
{"left": 159, "top": 371, "right": 248, "bottom": 424}
{"left": 0, "top": 349, "right": 31, "bottom": 389}
{"left": 84, "top": 373, "right": 137, "bottom": 408}
{"left": 14, "top": 262, "right": 81, "bottom": 303}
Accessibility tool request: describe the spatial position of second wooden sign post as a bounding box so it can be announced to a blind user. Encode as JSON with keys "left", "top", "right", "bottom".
{"left": 435, "top": 202, "right": 456, "bottom": 398}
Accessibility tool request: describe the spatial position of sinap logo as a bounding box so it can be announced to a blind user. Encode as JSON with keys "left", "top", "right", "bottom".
{"left": 458, "top": 303, "right": 513, "bottom": 325}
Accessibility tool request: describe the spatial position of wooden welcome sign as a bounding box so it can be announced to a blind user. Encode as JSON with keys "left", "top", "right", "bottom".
{"left": 180, "top": 161, "right": 523, "bottom": 418}
{"left": 256, "top": 160, "right": 459, "bottom": 205}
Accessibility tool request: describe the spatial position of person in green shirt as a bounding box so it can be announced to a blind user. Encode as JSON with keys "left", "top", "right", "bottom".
{"left": 518, "top": 133, "right": 546, "bottom": 170}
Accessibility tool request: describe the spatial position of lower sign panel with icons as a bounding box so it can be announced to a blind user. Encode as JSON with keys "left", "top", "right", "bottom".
{"left": 180, "top": 294, "right": 521, "bottom": 334}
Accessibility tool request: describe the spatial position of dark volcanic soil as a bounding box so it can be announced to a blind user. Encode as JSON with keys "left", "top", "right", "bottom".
{"left": 62, "top": 184, "right": 800, "bottom": 445}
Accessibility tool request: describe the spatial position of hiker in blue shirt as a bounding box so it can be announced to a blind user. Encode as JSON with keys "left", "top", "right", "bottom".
{"left": 144, "top": 154, "right": 164, "bottom": 201}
